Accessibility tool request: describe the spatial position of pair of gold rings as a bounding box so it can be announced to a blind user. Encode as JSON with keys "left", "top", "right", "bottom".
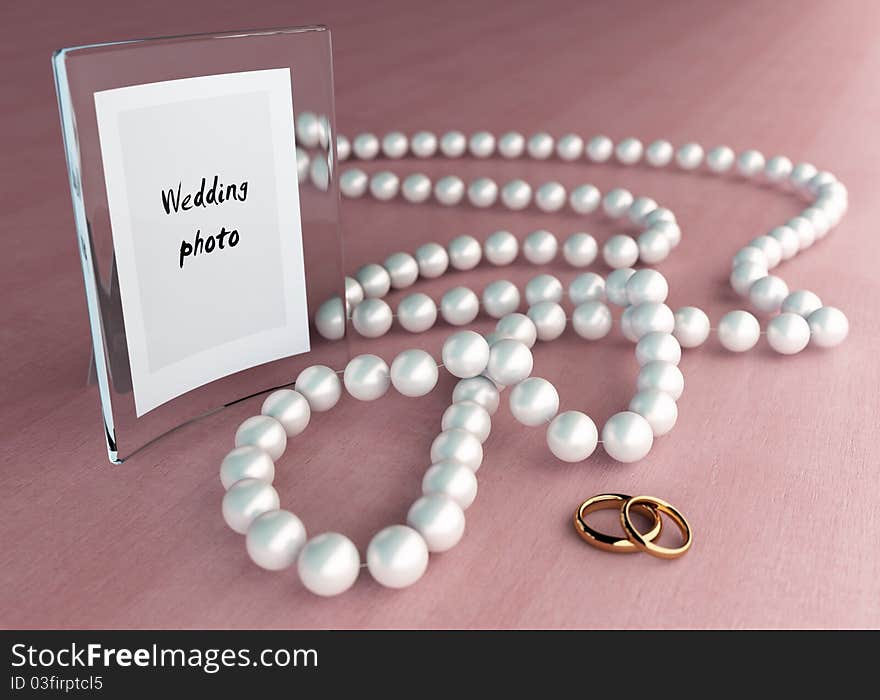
{"left": 573, "top": 493, "right": 692, "bottom": 559}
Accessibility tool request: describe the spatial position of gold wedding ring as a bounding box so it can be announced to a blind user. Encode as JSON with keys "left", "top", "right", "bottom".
{"left": 573, "top": 493, "right": 692, "bottom": 560}
{"left": 573, "top": 493, "right": 662, "bottom": 553}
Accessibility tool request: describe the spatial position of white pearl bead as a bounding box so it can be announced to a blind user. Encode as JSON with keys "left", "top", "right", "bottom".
{"left": 737, "top": 149, "right": 766, "bottom": 177}
{"left": 535, "top": 181, "right": 566, "bottom": 212}
{"left": 501, "top": 179, "right": 532, "bottom": 210}
{"left": 546, "top": 411, "right": 598, "bottom": 462}
{"left": 220, "top": 446, "right": 275, "bottom": 490}
{"left": 453, "top": 376, "right": 501, "bottom": 415}
{"left": 706, "top": 145, "right": 735, "bottom": 173}
{"left": 673, "top": 306, "right": 711, "bottom": 348}
{"left": 807, "top": 170, "right": 838, "bottom": 195}
{"left": 468, "top": 130, "right": 495, "bottom": 158}
{"left": 345, "top": 276, "right": 364, "bottom": 311}
{"left": 509, "top": 377, "right": 559, "bottom": 426}
{"left": 730, "top": 261, "right": 769, "bottom": 297}
{"left": 808, "top": 306, "right": 849, "bottom": 347}
{"left": 355, "top": 263, "right": 391, "bottom": 298}
{"left": 390, "top": 349, "right": 439, "bottom": 397}
{"left": 602, "top": 188, "right": 634, "bottom": 218}
{"left": 629, "top": 389, "right": 678, "bottom": 436}
{"left": 296, "top": 112, "right": 321, "bottom": 147}
{"left": 765, "top": 155, "right": 793, "bottom": 183}
{"left": 523, "top": 230, "right": 558, "bottom": 264}
{"left": 448, "top": 234, "right": 482, "bottom": 270}
{"left": 439, "top": 130, "right": 466, "bottom": 157}
{"left": 556, "top": 133, "right": 585, "bottom": 161}
{"left": 336, "top": 134, "right": 351, "bottom": 162}
{"left": 442, "top": 401, "right": 492, "bottom": 443}
{"left": 402, "top": 173, "right": 432, "bottom": 203}
{"left": 485, "top": 338, "right": 533, "bottom": 386}
{"left": 562, "top": 232, "right": 598, "bottom": 267}
{"left": 790, "top": 162, "right": 818, "bottom": 189}
{"left": 498, "top": 131, "right": 525, "bottom": 158}
{"left": 309, "top": 156, "right": 329, "bottom": 191}
{"left": 654, "top": 221, "right": 682, "bottom": 248}
{"left": 261, "top": 389, "right": 311, "bottom": 437}
{"left": 766, "top": 312, "right": 810, "bottom": 354}
{"left": 635, "top": 332, "right": 681, "bottom": 366}
{"left": 246, "top": 510, "right": 307, "bottom": 571}
{"left": 781, "top": 290, "right": 823, "bottom": 318}
{"left": 525, "top": 273, "right": 563, "bottom": 305}
{"left": 628, "top": 196, "right": 658, "bottom": 225}
{"left": 467, "top": 177, "right": 498, "bottom": 208}
{"left": 397, "top": 292, "right": 438, "bottom": 333}
{"left": 629, "top": 302, "right": 676, "bottom": 340}
{"left": 528, "top": 302, "right": 567, "bottom": 341}
{"left": 749, "top": 235, "right": 782, "bottom": 268}
{"left": 645, "top": 207, "right": 676, "bottom": 227}
{"left": 717, "top": 310, "right": 761, "bottom": 352}
{"left": 442, "top": 330, "right": 490, "bottom": 378}
{"left": 646, "top": 139, "right": 674, "bottom": 167}
{"left": 440, "top": 286, "right": 480, "bottom": 326}
{"left": 295, "top": 365, "right": 342, "bottom": 412}
{"left": 431, "top": 429, "right": 483, "bottom": 471}
{"left": 601, "top": 412, "right": 653, "bottom": 463}
{"left": 297, "top": 532, "right": 360, "bottom": 597}
{"left": 407, "top": 495, "right": 466, "bottom": 552}
{"left": 615, "top": 137, "right": 643, "bottom": 164}
{"left": 569, "top": 272, "right": 605, "bottom": 305}
{"left": 603, "top": 235, "right": 639, "bottom": 269}
{"left": 352, "top": 298, "right": 393, "bottom": 337}
{"left": 235, "top": 415, "right": 287, "bottom": 461}
{"left": 414, "top": 242, "right": 449, "bottom": 279}
{"left": 802, "top": 207, "right": 831, "bottom": 239}
{"left": 352, "top": 132, "right": 379, "bottom": 160}
{"left": 222, "top": 478, "right": 280, "bottom": 534}
{"left": 340, "top": 168, "right": 368, "bottom": 198}
{"left": 572, "top": 301, "right": 613, "bottom": 340}
{"left": 569, "top": 184, "right": 601, "bottom": 214}
{"left": 731, "top": 246, "right": 768, "bottom": 269}
{"left": 410, "top": 130, "right": 438, "bottom": 158}
{"left": 384, "top": 252, "right": 419, "bottom": 289}
{"left": 637, "top": 361, "right": 684, "bottom": 399}
{"left": 675, "top": 142, "right": 704, "bottom": 170}
{"left": 482, "top": 280, "right": 521, "bottom": 319}
{"left": 367, "top": 525, "right": 429, "bottom": 588}
{"left": 769, "top": 227, "right": 800, "bottom": 262}
{"left": 381, "top": 131, "right": 408, "bottom": 159}
{"left": 422, "top": 461, "right": 478, "bottom": 510}
{"left": 434, "top": 175, "right": 465, "bottom": 205}
{"left": 586, "top": 134, "right": 613, "bottom": 162}
{"left": 484, "top": 230, "right": 519, "bottom": 265}
{"left": 527, "top": 132, "right": 554, "bottom": 159}
{"left": 315, "top": 297, "right": 346, "bottom": 340}
{"left": 343, "top": 354, "right": 390, "bottom": 401}
{"left": 605, "top": 268, "right": 636, "bottom": 306}
{"left": 637, "top": 229, "right": 671, "bottom": 264}
{"left": 749, "top": 275, "right": 789, "bottom": 313}
{"left": 626, "top": 269, "right": 669, "bottom": 305}
{"left": 496, "top": 313, "right": 538, "bottom": 348}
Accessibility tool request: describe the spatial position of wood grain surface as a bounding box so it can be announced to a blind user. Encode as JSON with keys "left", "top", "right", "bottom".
{"left": 1, "top": 0, "right": 878, "bottom": 629}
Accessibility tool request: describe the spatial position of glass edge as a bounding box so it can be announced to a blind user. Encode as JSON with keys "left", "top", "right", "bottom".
{"left": 51, "top": 53, "right": 121, "bottom": 464}
{"left": 53, "top": 24, "right": 329, "bottom": 57}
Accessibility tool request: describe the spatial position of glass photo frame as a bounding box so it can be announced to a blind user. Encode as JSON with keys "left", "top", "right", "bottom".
{"left": 53, "top": 25, "right": 348, "bottom": 463}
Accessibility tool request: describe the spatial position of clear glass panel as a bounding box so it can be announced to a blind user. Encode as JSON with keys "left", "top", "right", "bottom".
{"left": 53, "top": 25, "right": 348, "bottom": 463}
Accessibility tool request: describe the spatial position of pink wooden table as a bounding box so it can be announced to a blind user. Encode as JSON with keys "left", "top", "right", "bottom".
{"left": 1, "top": 0, "right": 878, "bottom": 629}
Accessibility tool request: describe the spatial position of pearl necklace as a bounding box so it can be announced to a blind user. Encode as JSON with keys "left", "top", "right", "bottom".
{"left": 220, "top": 117, "right": 850, "bottom": 596}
